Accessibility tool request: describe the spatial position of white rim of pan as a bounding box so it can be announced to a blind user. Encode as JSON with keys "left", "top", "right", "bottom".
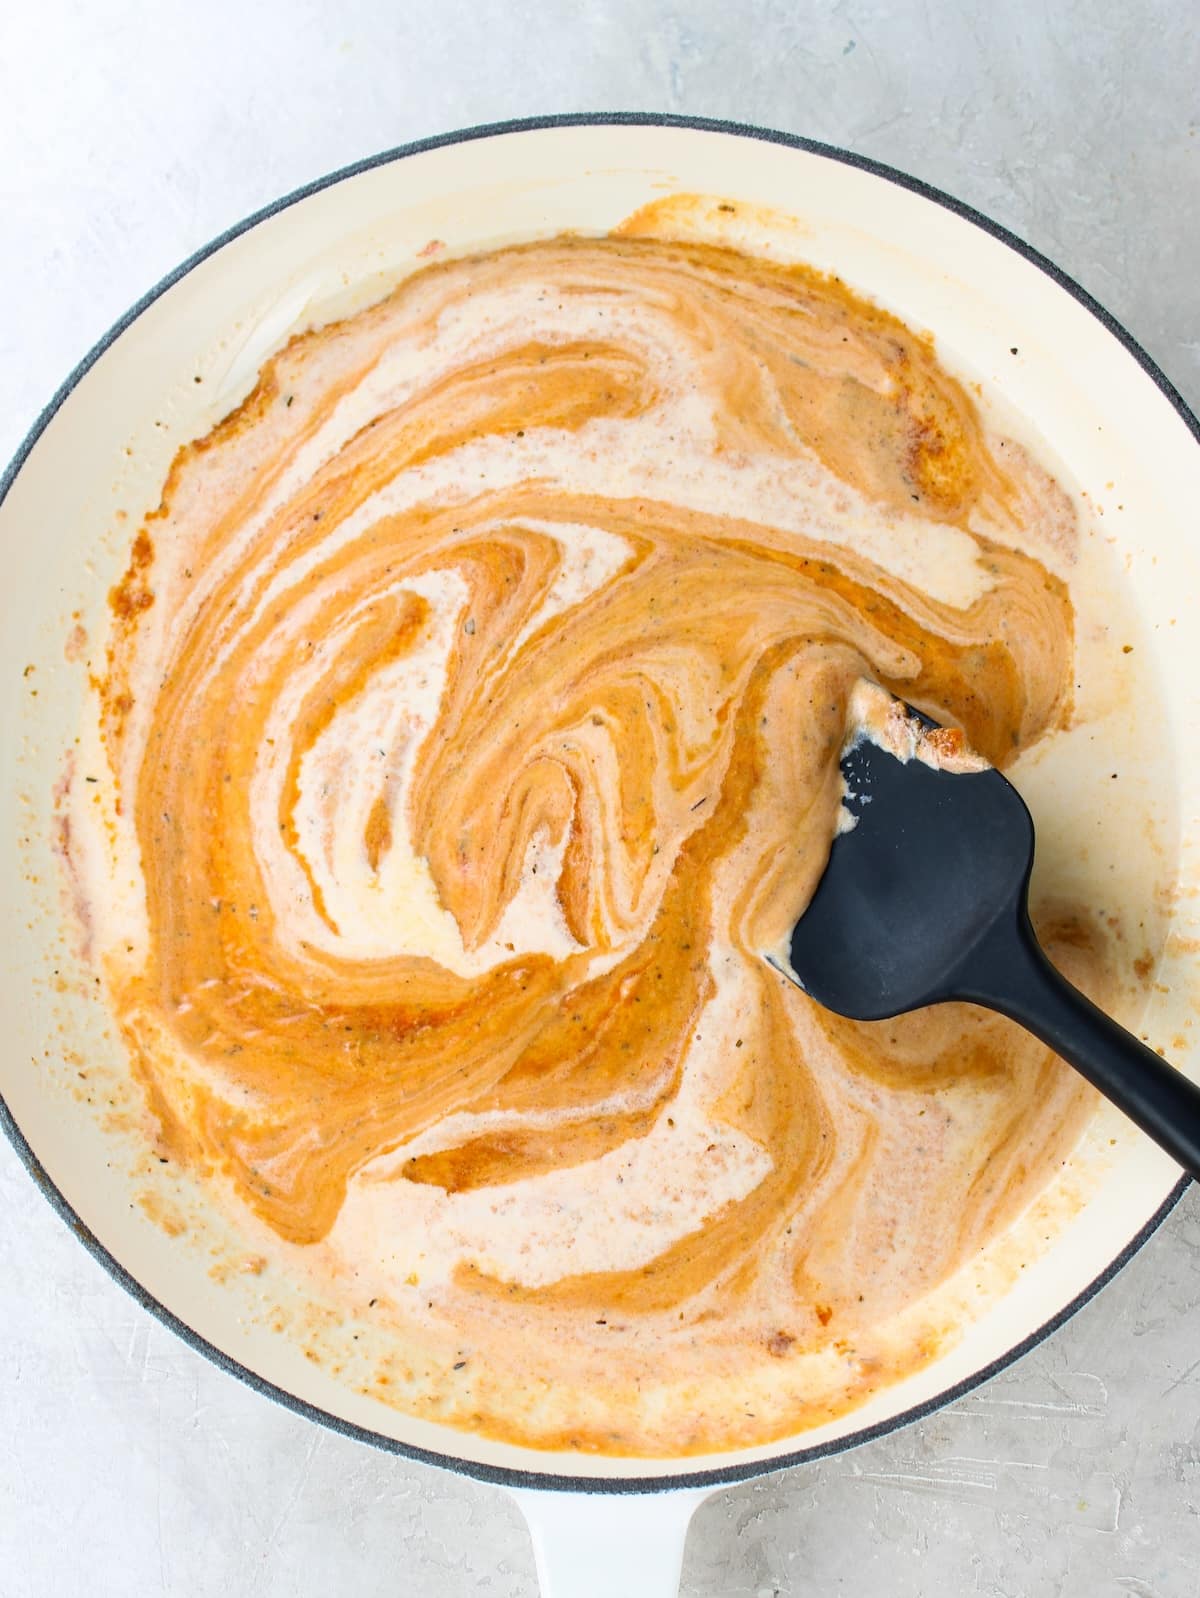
{"left": 1, "top": 112, "right": 1195, "bottom": 1495}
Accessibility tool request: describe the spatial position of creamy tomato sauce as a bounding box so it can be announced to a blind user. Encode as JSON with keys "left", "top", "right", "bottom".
{"left": 74, "top": 222, "right": 1122, "bottom": 1454}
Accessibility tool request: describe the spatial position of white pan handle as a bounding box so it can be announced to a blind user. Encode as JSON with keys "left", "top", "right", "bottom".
{"left": 509, "top": 1486, "right": 711, "bottom": 1598}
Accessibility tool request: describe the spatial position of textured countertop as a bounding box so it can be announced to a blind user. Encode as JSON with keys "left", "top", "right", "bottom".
{"left": 3, "top": 3, "right": 1199, "bottom": 1594}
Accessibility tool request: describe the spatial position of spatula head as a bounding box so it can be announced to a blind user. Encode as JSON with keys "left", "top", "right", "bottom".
{"left": 779, "top": 727, "right": 1035, "bottom": 1021}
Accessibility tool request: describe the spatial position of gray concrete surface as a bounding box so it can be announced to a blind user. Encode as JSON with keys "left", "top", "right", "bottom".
{"left": 2, "top": 2, "right": 1199, "bottom": 1593}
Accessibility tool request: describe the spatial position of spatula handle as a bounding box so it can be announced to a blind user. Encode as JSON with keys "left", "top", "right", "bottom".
{"left": 954, "top": 904, "right": 1200, "bottom": 1182}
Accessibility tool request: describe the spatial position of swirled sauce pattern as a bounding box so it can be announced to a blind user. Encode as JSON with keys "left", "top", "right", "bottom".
{"left": 90, "top": 227, "right": 1109, "bottom": 1453}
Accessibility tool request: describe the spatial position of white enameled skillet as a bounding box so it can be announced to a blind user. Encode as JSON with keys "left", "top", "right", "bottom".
{"left": 3, "top": 115, "right": 1198, "bottom": 1596}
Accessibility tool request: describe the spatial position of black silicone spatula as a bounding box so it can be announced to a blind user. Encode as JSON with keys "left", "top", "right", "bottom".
{"left": 774, "top": 695, "right": 1200, "bottom": 1180}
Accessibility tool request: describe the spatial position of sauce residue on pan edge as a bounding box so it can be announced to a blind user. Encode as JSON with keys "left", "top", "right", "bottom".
{"left": 62, "top": 210, "right": 1143, "bottom": 1455}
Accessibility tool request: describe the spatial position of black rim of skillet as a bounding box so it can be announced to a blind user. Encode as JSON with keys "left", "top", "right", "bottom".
{"left": 1, "top": 112, "right": 1196, "bottom": 1497}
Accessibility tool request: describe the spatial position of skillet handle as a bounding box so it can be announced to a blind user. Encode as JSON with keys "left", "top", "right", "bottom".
{"left": 509, "top": 1486, "right": 709, "bottom": 1598}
